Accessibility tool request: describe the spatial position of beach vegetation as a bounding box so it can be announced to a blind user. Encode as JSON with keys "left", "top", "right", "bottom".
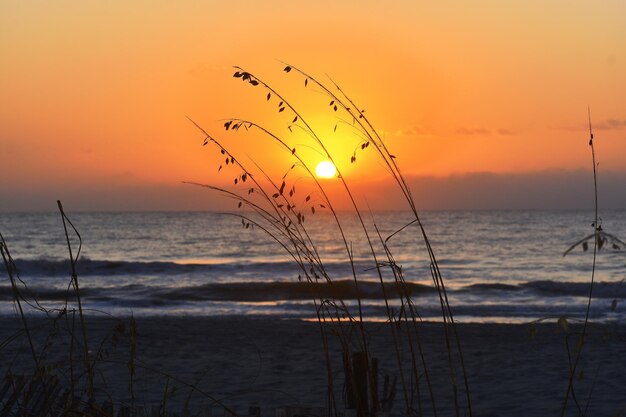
{"left": 559, "top": 110, "right": 626, "bottom": 416}
{"left": 189, "top": 63, "right": 473, "bottom": 417}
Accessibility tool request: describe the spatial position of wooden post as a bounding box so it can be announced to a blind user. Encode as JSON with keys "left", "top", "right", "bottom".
{"left": 343, "top": 349, "right": 356, "bottom": 410}
{"left": 352, "top": 351, "right": 368, "bottom": 417}
{"left": 370, "top": 358, "right": 378, "bottom": 413}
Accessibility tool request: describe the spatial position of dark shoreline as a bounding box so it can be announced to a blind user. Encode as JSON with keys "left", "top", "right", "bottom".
{"left": 2, "top": 315, "right": 626, "bottom": 415}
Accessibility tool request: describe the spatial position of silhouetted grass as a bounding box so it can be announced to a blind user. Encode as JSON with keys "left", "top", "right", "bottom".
{"left": 558, "top": 110, "right": 626, "bottom": 416}
{"left": 188, "top": 63, "right": 473, "bottom": 417}
{"left": 0, "top": 204, "right": 239, "bottom": 416}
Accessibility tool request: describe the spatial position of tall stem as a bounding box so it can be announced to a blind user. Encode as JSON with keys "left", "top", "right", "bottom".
{"left": 561, "top": 108, "right": 597, "bottom": 416}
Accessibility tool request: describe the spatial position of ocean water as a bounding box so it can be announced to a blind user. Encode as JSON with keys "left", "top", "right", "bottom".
{"left": 1, "top": 210, "right": 625, "bottom": 323}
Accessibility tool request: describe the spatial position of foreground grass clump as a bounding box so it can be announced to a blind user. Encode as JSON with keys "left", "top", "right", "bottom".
{"left": 188, "top": 63, "right": 472, "bottom": 417}
{"left": 0, "top": 206, "right": 237, "bottom": 416}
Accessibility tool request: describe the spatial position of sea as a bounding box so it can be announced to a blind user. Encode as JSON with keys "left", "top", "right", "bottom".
{"left": 1, "top": 210, "right": 625, "bottom": 324}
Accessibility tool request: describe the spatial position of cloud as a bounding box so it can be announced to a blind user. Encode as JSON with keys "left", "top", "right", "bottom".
{"left": 455, "top": 127, "right": 516, "bottom": 136}
{"left": 378, "top": 125, "right": 429, "bottom": 137}
{"left": 0, "top": 183, "right": 232, "bottom": 212}
{"left": 379, "top": 125, "right": 516, "bottom": 138}
{"left": 496, "top": 128, "right": 516, "bottom": 135}
{"left": 350, "top": 170, "right": 626, "bottom": 210}
{"left": 558, "top": 118, "right": 626, "bottom": 132}
{"left": 187, "top": 63, "right": 230, "bottom": 78}
{"left": 595, "top": 118, "right": 626, "bottom": 131}
{"left": 455, "top": 127, "right": 491, "bottom": 135}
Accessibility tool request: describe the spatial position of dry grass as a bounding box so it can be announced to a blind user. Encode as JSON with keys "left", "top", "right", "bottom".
{"left": 187, "top": 63, "right": 473, "bottom": 417}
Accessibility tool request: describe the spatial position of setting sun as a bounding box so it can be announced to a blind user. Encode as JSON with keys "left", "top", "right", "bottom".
{"left": 315, "top": 161, "right": 337, "bottom": 179}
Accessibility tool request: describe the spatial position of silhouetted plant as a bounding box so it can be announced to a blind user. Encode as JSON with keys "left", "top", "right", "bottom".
{"left": 560, "top": 109, "right": 625, "bottom": 416}
{"left": 189, "top": 63, "right": 473, "bottom": 417}
{"left": 1, "top": 205, "right": 238, "bottom": 416}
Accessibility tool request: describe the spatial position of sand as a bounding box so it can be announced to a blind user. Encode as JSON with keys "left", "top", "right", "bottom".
{"left": 1, "top": 315, "right": 626, "bottom": 416}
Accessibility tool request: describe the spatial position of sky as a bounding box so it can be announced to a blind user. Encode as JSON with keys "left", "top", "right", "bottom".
{"left": 1, "top": 1, "right": 625, "bottom": 211}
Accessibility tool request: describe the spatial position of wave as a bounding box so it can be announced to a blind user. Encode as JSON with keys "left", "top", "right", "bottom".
{"left": 3, "top": 278, "right": 625, "bottom": 307}
{"left": 11, "top": 257, "right": 383, "bottom": 278}
{"left": 464, "top": 280, "right": 626, "bottom": 298}
{"left": 0, "top": 279, "right": 436, "bottom": 304}
{"left": 522, "top": 280, "right": 626, "bottom": 298}
{"left": 12, "top": 258, "right": 225, "bottom": 277}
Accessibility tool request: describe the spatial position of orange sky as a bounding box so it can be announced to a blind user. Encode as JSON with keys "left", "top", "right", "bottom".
{"left": 1, "top": 1, "right": 625, "bottom": 211}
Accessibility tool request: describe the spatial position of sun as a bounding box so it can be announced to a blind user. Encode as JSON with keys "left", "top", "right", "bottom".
{"left": 315, "top": 161, "right": 337, "bottom": 178}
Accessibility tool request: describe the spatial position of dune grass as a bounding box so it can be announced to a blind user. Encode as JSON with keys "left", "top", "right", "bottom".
{"left": 187, "top": 63, "right": 473, "bottom": 417}
{"left": 0, "top": 206, "right": 239, "bottom": 416}
{"left": 558, "top": 110, "right": 626, "bottom": 416}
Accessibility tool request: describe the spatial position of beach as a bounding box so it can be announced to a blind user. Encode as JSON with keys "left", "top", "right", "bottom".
{"left": 2, "top": 315, "right": 625, "bottom": 416}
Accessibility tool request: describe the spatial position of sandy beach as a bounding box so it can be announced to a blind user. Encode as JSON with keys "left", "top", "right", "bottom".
{"left": 2, "top": 315, "right": 625, "bottom": 416}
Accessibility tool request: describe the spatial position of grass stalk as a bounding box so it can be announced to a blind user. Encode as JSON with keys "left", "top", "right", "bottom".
{"left": 57, "top": 200, "right": 94, "bottom": 400}
{"left": 189, "top": 63, "right": 474, "bottom": 416}
{"left": 560, "top": 108, "right": 599, "bottom": 416}
{"left": 0, "top": 233, "right": 39, "bottom": 369}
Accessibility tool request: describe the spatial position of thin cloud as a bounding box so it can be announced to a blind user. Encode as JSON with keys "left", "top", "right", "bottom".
{"left": 557, "top": 118, "right": 626, "bottom": 132}
{"left": 556, "top": 124, "right": 584, "bottom": 132}
{"left": 351, "top": 170, "right": 626, "bottom": 211}
{"left": 187, "top": 63, "right": 230, "bottom": 77}
{"left": 379, "top": 125, "right": 430, "bottom": 137}
{"left": 595, "top": 118, "right": 626, "bottom": 130}
{"left": 496, "top": 128, "right": 516, "bottom": 135}
{"left": 455, "top": 127, "right": 516, "bottom": 136}
{"left": 456, "top": 127, "right": 492, "bottom": 135}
